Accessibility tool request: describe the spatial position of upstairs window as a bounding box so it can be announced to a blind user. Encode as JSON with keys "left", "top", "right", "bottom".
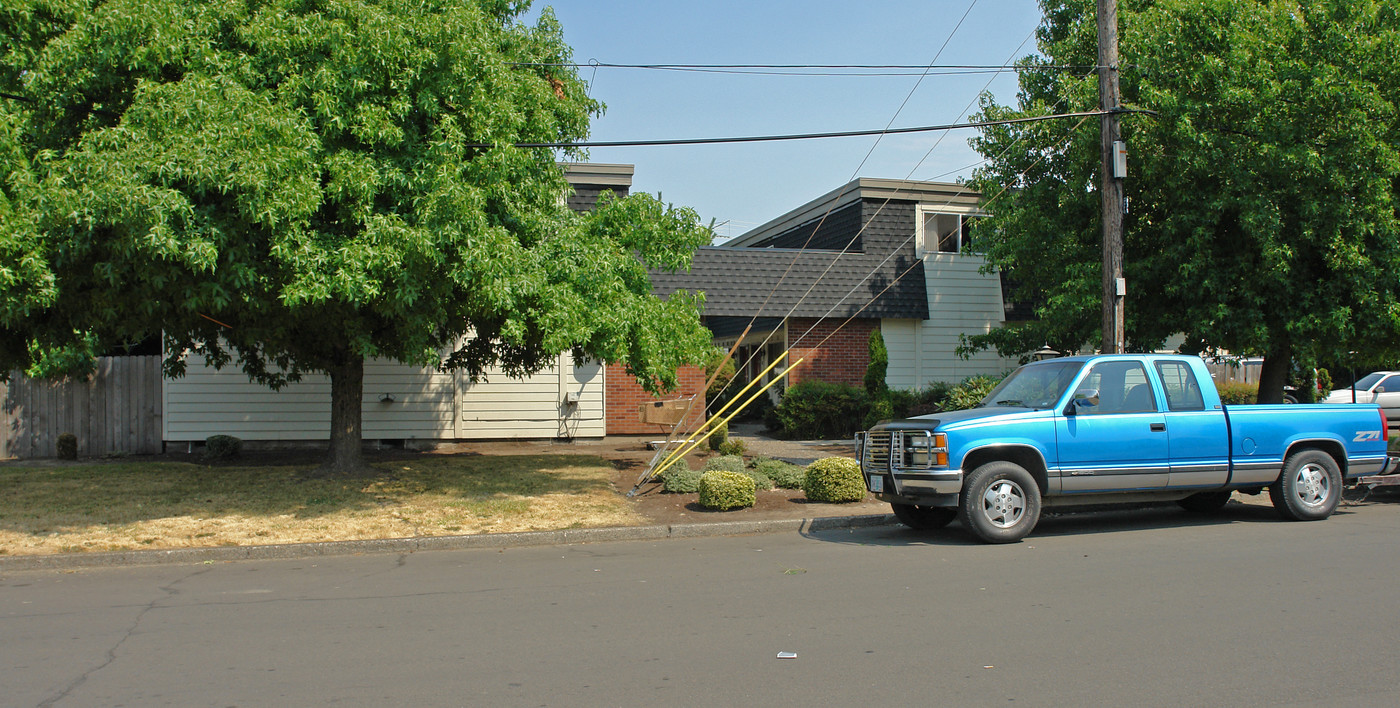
{"left": 918, "top": 210, "right": 980, "bottom": 256}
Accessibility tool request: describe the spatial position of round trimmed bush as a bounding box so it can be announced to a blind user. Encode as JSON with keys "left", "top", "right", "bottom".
{"left": 204, "top": 434, "right": 242, "bottom": 460}
{"left": 803, "top": 456, "right": 866, "bottom": 503}
{"left": 704, "top": 455, "right": 746, "bottom": 474}
{"left": 698, "top": 470, "right": 757, "bottom": 510}
{"left": 716, "top": 437, "right": 746, "bottom": 457}
{"left": 660, "top": 464, "right": 703, "bottom": 494}
{"left": 706, "top": 420, "right": 729, "bottom": 451}
{"left": 56, "top": 433, "right": 78, "bottom": 460}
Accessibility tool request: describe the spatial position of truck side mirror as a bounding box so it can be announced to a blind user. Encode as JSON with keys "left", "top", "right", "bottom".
{"left": 1066, "top": 388, "right": 1099, "bottom": 415}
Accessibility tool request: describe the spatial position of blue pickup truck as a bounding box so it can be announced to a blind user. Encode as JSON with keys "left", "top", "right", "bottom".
{"left": 856, "top": 354, "right": 1392, "bottom": 543}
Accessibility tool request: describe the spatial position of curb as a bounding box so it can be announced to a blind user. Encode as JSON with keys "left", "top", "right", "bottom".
{"left": 0, "top": 514, "right": 898, "bottom": 572}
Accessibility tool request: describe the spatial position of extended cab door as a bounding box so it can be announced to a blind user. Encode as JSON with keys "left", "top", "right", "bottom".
{"left": 1153, "top": 360, "right": 1230, "bottom": 489}
{"left": 1055, "top": 360, "right": 1169, "bottom": 492}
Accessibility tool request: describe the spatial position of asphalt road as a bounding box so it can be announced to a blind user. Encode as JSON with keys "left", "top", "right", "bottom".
{"left": 5, "top": 494, "right": 1400, "bottom": 708}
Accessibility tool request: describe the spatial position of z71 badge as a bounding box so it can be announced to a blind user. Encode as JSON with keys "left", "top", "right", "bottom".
{"left": 1355, "top": 430, "right": 1384, "bottom": 443}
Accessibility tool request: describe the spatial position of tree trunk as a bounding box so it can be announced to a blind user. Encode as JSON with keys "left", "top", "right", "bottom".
{"left": 1257, "top": 337, "right": 1292, "bottom": 405}
{"left": 322, "top": 354, "right": 369, "bottom": 476}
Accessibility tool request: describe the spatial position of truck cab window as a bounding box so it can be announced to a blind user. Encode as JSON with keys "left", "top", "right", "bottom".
{"left": 1155, "top": 361, "right": 1206, "bottom": 411}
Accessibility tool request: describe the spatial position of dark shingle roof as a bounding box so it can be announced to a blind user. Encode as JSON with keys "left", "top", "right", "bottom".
{"left": 650, "top": 247, "right": 927, "bottom": 320}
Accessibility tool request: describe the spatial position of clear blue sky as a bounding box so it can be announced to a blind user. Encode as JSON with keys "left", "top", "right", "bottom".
{"left": 527, "top": 1, "right": 1046, "bottom": 240}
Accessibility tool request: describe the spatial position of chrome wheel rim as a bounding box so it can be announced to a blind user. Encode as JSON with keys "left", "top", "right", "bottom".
{"left": 981, "top": 479, "right": 1026, "bottom": 528}
{"left": 1293, "top": 463, "right": 1331, "bottom": 509}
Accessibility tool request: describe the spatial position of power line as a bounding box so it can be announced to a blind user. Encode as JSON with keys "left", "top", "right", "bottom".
{"left": 514, "top": 62, "right": 1098, "bottom": 76}
{"left": 482, "top": 110, "right": 1123, "bottom": 149}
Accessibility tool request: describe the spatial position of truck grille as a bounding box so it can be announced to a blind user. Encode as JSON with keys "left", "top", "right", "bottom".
{"left": 862, "top": 431, "right": 892, "bottom": 472}
{"left": 861, "top": 429, "right": 943, "bottom": 472}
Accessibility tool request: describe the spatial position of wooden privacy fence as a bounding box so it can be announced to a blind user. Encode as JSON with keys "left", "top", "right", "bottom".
{"left": 1204, "top": 358, "right": 1262, "bottom": 386}
{"left": 1, "top": 356, "right": 163, "bottom": 459}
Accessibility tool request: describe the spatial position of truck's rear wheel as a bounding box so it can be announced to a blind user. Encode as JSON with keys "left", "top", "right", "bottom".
{"left": 891, "top": 503, "right": 956, "bottom": 530}
{"left": 960, "top": 461, "right": 1041, "bottom": 544}
{"left": 1269, "top": 449, "right": 1341, "bottom": 521}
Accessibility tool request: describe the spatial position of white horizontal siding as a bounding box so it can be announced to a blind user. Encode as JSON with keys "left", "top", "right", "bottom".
{"left": 882, "top": 319, "right": 921, "bottom": 390}
{"left": 881, "top": 254, "right": 1016, "bottom": 390}
{"left": 164, "top": 353, "right": 605, "bottom": 441}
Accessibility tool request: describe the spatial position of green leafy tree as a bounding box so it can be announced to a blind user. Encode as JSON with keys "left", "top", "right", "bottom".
{"left": 963, "top": 0, "right": 1400, "bottom": 402}
{"left": 0, "top": 0, "right": 713, "bottom": 473}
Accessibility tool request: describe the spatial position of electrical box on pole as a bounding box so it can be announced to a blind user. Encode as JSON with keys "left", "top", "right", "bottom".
{"left": 1112, "top": 140, "right": 1127, "bottom": 179}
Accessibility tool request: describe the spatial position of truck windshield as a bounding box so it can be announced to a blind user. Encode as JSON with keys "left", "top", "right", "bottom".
{"left": 980, "top": 360, "right": 1085, "bottom": 409}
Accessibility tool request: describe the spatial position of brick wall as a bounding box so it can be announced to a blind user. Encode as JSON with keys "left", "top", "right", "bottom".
{"left": 785, "top": 317, "right": 877, "bottom": 388}
{"left": 605, "top": 364, "right": 707, "bottom": 435}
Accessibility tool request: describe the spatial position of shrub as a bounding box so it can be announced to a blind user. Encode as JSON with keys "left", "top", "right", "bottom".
{"left": 866, "top": 383, "right": 954, "bottom": 429}
{"left": 743, "top": 390, "right": 776, "bottom": 424}
{"left": 704, "top": 455, "right": 747, "bottom": 474}
{"left": 944, "top": 375, "right": 1002, "bottom": 411}
{"left": 706, "top": 352, "right": 736, "bottom": 401}
{"left": 660, "top": 464, "right": 703, "bottom": 493}
{"left": 706, "top": 420, "right": 728, "bottom": 451}
{"left": 1317, "top": 368, "right": 1333, "bottom": 395}
{"left": 772, "top": 381, "right": 870, "bottom": 439}
{"left": 907, "top": 381, "right": 953, "bottom": 416}
{"left": 1216, "top": 382, "right": 1258, "bottom": 405}
{"left": 863, "top": 396, "right": 895, "bottom": 430}
{"left": 698, "top": 470, "right": 756, "bottom": 510}
{"left": 762, "top": 399, "right": 783, "bottom": 432}
{"left": 204, "top": 434, "right": 242, "bottom": 459}
{"left": 717, "top": 437, "right": 746, "bottom": 457}
{"left": 56, "top": 433, "right": 78, "bottom": 460}
{"left": 755, "top": 458, "right": 805, "bottom": 489}
{"left": 803, "top": 456, "right": 866, "bottom": 503}
{"left": 865, "top": 328, "right": 889, "bottom": 395}
{"left": 742, "top": 467, "right": 774, "bottom": 490}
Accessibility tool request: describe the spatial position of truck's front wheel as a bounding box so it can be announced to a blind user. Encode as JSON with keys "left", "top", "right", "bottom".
{"left": 960, "top": 461, "right": 1041, "bottom": 544}
{"left": 891, "top": 503, "right": 956, "bottom": 530}
{"left": 1270, "top": 449, "right": 1341, "bottom": 521}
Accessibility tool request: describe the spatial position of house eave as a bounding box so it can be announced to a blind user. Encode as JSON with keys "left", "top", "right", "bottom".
{"left": 724, "top": 178, "right": 980, "bottom": 248}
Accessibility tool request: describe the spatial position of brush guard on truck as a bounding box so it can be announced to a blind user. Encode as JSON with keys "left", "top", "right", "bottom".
{"left": 856, "top": 429, "right": 962, "bottom": 499}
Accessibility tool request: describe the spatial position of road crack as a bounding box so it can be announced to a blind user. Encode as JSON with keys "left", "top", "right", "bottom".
{"left": 37, "top": 566, "right": 213, "bottom": 707}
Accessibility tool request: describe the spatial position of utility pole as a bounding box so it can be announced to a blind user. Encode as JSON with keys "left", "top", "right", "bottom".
{"left": 1098, "top": 0, "right": 1125, "bottom": 354}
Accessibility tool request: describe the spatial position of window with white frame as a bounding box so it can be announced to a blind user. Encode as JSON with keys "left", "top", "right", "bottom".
{"left": 917, "top": 209, "right": 979, "bottom": 256}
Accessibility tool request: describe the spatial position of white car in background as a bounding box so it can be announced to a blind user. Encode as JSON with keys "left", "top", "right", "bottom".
{"left": 1323, "top": 371, "right": 1400, "bottom": 430}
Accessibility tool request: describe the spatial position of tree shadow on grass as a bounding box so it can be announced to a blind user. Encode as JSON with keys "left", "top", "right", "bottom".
{"left": 0, "top": 452, "right": 619, "bottom": 535}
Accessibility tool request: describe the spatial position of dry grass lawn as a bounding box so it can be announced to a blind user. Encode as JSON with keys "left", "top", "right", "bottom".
{"left": 0, "top": 454, "right": 644, "bottom": 556}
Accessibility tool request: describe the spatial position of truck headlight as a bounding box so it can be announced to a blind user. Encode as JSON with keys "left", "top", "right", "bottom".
{"left": 903, "top": 432, "right": 948, "bottom": 468}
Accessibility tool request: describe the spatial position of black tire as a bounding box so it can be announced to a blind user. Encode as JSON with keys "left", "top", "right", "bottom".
{"left": 1269, "top": 449, "right": 1342, "bottom": 521}
{"left": 1177, "top": 490, "right": 1233, "bottom": 513}
{"left": 959, "top": 461, "right": 1041, "bottom": 544}
{"left": 891, "top": 503, "right": 957, "bottom": 530}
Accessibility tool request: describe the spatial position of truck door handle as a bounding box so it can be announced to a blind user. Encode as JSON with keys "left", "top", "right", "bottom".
{"left": 1150, "top": 423, "right": 1166, "bottom": 432}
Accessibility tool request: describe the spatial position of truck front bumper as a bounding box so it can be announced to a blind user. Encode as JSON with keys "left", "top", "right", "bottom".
{"left": 866, "top": 468, "right": 964, "bottom": 502}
